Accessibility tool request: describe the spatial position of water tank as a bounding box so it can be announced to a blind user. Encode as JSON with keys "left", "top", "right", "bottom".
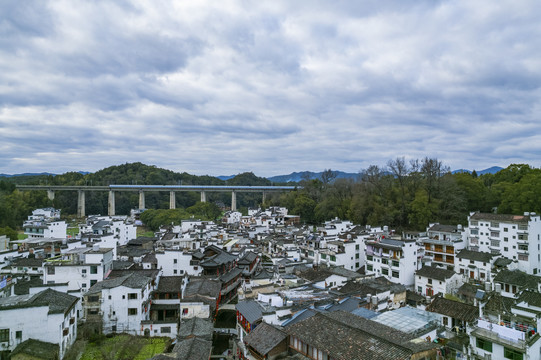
{"left": 485, "top": 282, "right": 491, "bottom": 291}
{"left": 457, "top": 224, "right": 463, "bottom": 231}
{"left": 495, "top": 283, "right": 502, "bottom": 293}
{"left": 92, "top": 244, "right": 100, "bottom": 252}
{"left": 371, "top": 296, "right": 378, "bottom": 305}
{"left": 524, "top": 212, "right": 530, "bottom": 216}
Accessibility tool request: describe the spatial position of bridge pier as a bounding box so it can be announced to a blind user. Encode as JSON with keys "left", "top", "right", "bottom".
{"left": 77, "top": 190, "right": 85, "bottom": 218}
{"left": 231, "top": 191, "right": 237, "bottom": 211}
{"left": 139, "top": 190, "right": 145, "bottom": 210}
{"left": 108, "top": 190, "right": 116, "bottom": 216}
{"left": 201, "top": 191, "right": 206, "bottom": 203}
{"left": 169, "top": 191, "right": 176, "bottom": 209}
{"left": 47, "top": 190, "right": 55, "bottom": 201}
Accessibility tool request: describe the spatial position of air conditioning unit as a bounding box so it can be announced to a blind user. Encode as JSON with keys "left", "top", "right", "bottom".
{"left": 82, "top": 274, "right": 86, "bottom": 278}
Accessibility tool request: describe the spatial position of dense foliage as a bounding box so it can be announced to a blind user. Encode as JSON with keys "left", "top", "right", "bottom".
{"left": 270, "top": 160, "right": 541, "bottom": 230}
{"left": 0, "top": 163, "right": 265, "bottom": 231}
{"left": 2, "top": 161, "right": 541, "bottom": 232}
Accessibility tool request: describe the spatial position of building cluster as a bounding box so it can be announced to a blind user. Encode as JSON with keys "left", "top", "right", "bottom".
{"left": 1, "top": 206, "right": 541, "bottom": 359}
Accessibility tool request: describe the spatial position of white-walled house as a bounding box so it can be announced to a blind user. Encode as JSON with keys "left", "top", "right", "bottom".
{"left": 155, "top": 250, "right": 203, "bottom": 277}
{"left": 83, "top": 272, "right": 156, "bottom": 335}
{"left": 43, "top": 247, "right": 114, "bottom": 296}
{"left": 365, "top": 237, "right": 421, "bottom": 286}
{"left": 0, "top": 289, "right": 78, "bottom": 359}
{"left": 455, "top": 249, "right": 495, "bottom": 282}
{"left": 23, "top": 220, "right": 67, "bottom": 240}
{"left": 415, "top": 266, "right": 463, "bottom": 297}
{"left": 466, "top": 212, "right": 541, "bottom": 275}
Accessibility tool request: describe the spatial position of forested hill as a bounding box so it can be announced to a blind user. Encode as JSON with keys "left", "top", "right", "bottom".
{"left": 0, "top": 163, "right": 272, "bottom": 231}
{"left": 2, "top": 160, "right": 541, "bottom": 238}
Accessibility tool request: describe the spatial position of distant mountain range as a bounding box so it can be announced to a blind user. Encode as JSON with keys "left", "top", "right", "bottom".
{"left": 2, "top": 167, "right": 504, "bottom": 182}
{"left": 451, "top": 166, "right": 504, "bottom": 175}
{"left": 0, "top": 171, "right": 89, "bottom": 178}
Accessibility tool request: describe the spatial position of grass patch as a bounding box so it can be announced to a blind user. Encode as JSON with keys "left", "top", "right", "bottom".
{"left": 80, "top": 334, "right": 168, "bottom": 360}
{"left": 67, "top": 227, "right": 79, "bottom": 237}
{"left": 17, "top": 232, "right": 27, "bottom": 240}
{"left": 136, "top": 226, "right": 155, "bottom": 238}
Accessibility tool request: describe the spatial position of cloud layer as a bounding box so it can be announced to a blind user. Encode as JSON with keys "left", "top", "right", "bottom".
{"left": 2, "top": 0, "right": 541, "bottom": 176}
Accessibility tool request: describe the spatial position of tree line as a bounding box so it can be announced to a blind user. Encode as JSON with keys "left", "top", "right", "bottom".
{"left": 271, "top": 160, "right": 541, "bottom": 231}
{"left": 1, "top": 160, "right": 540, "bottom": 239}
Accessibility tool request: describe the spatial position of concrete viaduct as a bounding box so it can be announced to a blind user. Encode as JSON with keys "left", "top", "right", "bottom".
{"left": 16, "top": 184, "right": 298, "bottom": 218}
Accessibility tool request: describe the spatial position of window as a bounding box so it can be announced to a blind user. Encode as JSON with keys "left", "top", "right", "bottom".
{"left": 161, "top": 327, "right": 171, "bottom": 334}
{"left": 476, "top": 338, "right": 492, "bottom": 352}
{"left": 321, "top": 254, "right": 326, "bottom": 259}
{"left": 382, "top": 258, "right": 388, "bottom": 265}
{"left": 16, "top": 331, "right": 22, "bottom": 339}
{"left": 330, "top": 255, "right": 336, "bottom": 262}
{"left": 504, "top": 227, "right": 508, "bottom": 232}
{"left": 367, "top": 255, "right": 373, "bottom": 261}
{"left": 355, "top": 244, "right": 360, "bottom": 250}
{"left": 88, "top": 296, "right": 99, "bottom": 302}
{"left": 90, "top": 266, "right": 98, "bottom": 274}
{"left": 47, "top": 267, "right": 55, "bottom": 275}
{"left": 90, "top": 280, "right": 97, "bottom": 286}
{"left": 428, "top": 279, "right": 432, "bottom": 284}
{"left": 443, "top": 317, "right": 448, "bottom": 326}
{"left": 173, "top": 259, "right": 177, "bottom": 264}
{"left": 366, "top": 264, "right": 373, "bottom": 271}
{"left": 0, "top": 328, "right": 9, "bottom": 343}
{"left": 504, "top": 347, "right": 523, "bottom": 360}
{"left": 504, "top": 247, "right": 509, "bottom": 251}
{"left": 82, "top": 269, "right": 87, "bottom": 273}
{"left": 382, "top": 268, "right": 388, "bottom": 275}
{"left": 504, "top": 237, "right": 508, "bottom": 242}
{"left": 355, "top": 254, "right": 359, "bottom": 259}
{"left": 417, "top": 286, "right": 422, "bottom": 293}
{"left": 128, "top": 293, "right": 138, "bottom": 300}
{"left": 82, "top": 283, "right": 87, "bottom": 288}
{"left": 128, "top": 308, "right": 137, "bottom": 316}
{"left": 173, "top": 270, "right": 177, "bottom": 274}
{"left": 392, "top": 260, "right": 399, "bottom": 267}
{"left": 392, "top": 271, "right": 399, "bottom": 278}
{"left": 182, "top": 308, "right": 189, "bottom": 315}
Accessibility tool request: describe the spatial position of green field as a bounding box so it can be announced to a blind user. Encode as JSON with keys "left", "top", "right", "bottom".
{"left": 67, "top": 227, "right": 79, "bottom": 237}
{"left": 80, "top": 335, "right": 169, "bottom": 360}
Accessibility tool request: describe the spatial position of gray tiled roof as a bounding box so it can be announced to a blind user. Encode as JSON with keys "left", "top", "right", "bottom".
{"left": 416, "top": 266, "right": 456, "bottom": 281}
{"left": 244, "top": 322, "right": 287, "bottom": 355}
{"left": 157, "top": 276, "right": 183, "bottom": 293}
{"left": 426, "top": 296, "right": 478, "bottom": 322}
{"left": 178, "top": 317, "right": 213, "bottom": 340}
{"left": 172, "top": 337, "right": 212, "bottom": 360}
{"left": 184, "top": 278, "right": 221, "bottom": 298}
{"left": 87, "top": 273, "right": 152, "bottom": 294}
{"left": 0, "top": 289, "right": 78, "bottom": 315}
{"left": 494, "top": 269, "right": 541, "bottom": 289}
{"left": 10, "top": 339, "right": 59, "bottom": 360}
{"left": 456, "top": 249, "right": 493, "bottom": 262}
{"left": 236, "top": 300, "right": 263, "bottom": 324}
{"left": 286, "top": 311, "right": 436, "bottom": 360}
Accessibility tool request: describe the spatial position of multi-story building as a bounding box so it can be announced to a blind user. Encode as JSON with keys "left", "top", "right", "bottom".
{"left": 455, "top": 249, "right": 495, "bottom": 283}
{"left": 466, "top": 212, "right": 541, "bottom": 274}
{"left": 415, "top": 266, "right": 463, "bottom": 297}
{"left": 365, "top": 236, "right": 421, "bottom": 286}
{"left": 23, "top": 220, "right": 67, "bottom": 240}
{"left": 421, "top": 223, "right": 466, "bottom": 271}
{"left": 43, "top": 246, "right": 114, "bottom": 296}
{"left": 0, "top": 289, "right": 78, "bottom": 359}
{"left": 83, "top": 272, "right": 156, "bottom": 335}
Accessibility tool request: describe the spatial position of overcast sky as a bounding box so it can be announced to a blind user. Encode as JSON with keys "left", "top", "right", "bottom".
{"left": 1, "top": 1, "right": 541, "bottom": 177}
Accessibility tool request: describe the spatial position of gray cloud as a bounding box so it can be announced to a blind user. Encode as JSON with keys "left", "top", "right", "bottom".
{"left": 1, "top": 0, "right": 541, "bottom": 177}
